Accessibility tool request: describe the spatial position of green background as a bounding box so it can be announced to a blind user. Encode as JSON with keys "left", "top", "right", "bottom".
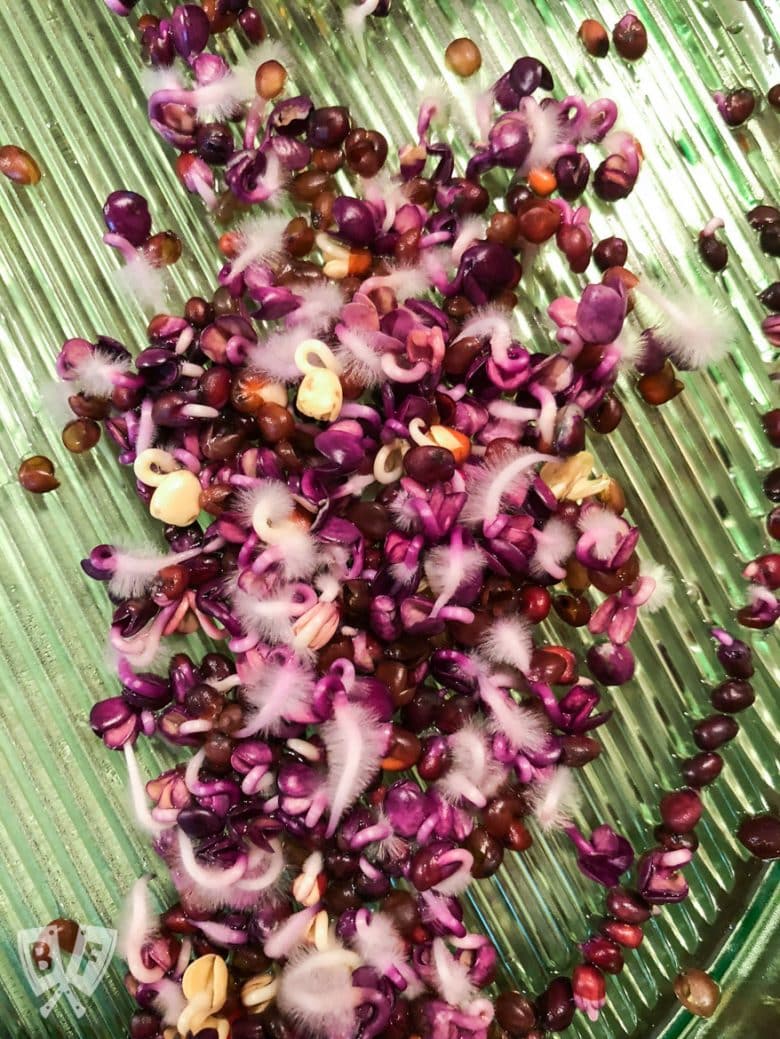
{"left": 0, "top": 1, "right": 777, "bottom": 1037}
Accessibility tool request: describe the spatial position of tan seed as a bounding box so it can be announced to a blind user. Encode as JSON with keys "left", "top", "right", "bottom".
{"left": 445, "top": 38, "right": 482, "bottom": 77}
{"left": 673, "top": 968, "right": 720, "bottom": 1018}
{"left": 0, "top": 145, "right": 41, "bottom": 185}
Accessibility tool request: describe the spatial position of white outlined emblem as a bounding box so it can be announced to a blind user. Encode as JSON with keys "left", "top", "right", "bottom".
{"left": 17, "top": 924, "right": 117, "bottom": 1018}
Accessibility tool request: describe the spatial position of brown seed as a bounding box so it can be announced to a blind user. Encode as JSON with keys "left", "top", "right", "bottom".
{"left": 291, "top": 169, "right": 334, "bottom": 204}
{"left": 257, "top": 402, "right": 295, "bottom": 442}
{"left": 231, "top": 369, "right": 280, "bottom": 414}
{"left": 487, "top": 211, "right": 520, "bottom": 248}
{"left": 578, "top": 19, "right": 610, "bottom": 57}
{"left": 554, "top": 594, "right": 591, "bottom": 627}
{"left": 464, "top": 826, "right": 503, "bottom": 878}
{"left": 202, "top": 0, "right": 237, "bottom": 32}
{"left": 638, "top": 361, "right": 684, "bottom": 406}
{"left": 68, "top": 393, "right": 110, "bottom": 420}
{"left": 561, "top": 734, "right": 602, "bottom": 767}
{"left": 769, "top": 84, "right": 780, "bottom": 110}
{"left": 142, "top": 231, "right": 182, "bottom": 267}
{"left": 212, "top": 285, "right": 240, "bottom": 316}
{"left": 344, "top": 129, "right": 388, "bottom": 177}
{"left": 565, "top": 558, "right": 591, "bottom": 593}
{"left": 255, "top": 59, "right": 286, "bottom": 99}
{"left": 311, "top": 190, "right": 336, "bottom": 230}
{"left": 284, "top": 216, "right": 313, "bottom": 258}
{"left": 18, "top": 455, "right": 59, "bottom": 494}
{"left": 44, "top": 918, "right": 80, "bottom": 954}
{"left": 444, "top": 38, "right": 482, "bottom": 78}
{"left": 673, "top": 968, "right": 720, "bottom": 1018}
{"left": 62, "top": 418, "right": 101, "bottom": 454}
{"left": 598, "top": 478, "right": 627, "bottom": 515}
{"left": 184, "top": 296, "right": 214, "bottom": 327}
{"left": 590, "top": 395, "right": 623, "bottom": 434}
{"left": 0, "top": 144, "right": 42, "bottom": 186}
{"left": 381, "top": 727, "right": 421, "bottom": 770}
{"left": 312, "top": 147, "right": 344, "bottom": 174}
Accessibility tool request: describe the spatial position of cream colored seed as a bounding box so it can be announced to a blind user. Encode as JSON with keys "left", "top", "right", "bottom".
{"left": 304, "top": 909, "right": 332, "bottom": 950}
{"left": 373, "top": 440, "right": 408, "bottom": 484}
{"left": 539, "top": 451, "right": 612, "bottom": 501}
{"left": 294, "top": 338, "right": 343, "bottom": 422}
{"left": 292, "top": 851, "right": 324, "bottom": 905}
{"left": 149, "top": 469, "right": 203, "bottom": 527}
{"left": 182, "top": 954, "right": 228, "bottom": 1007}
{"left": 241, "top": 972, "right": 278, "bottom": 1010}
{"left": 133, "top": 447, "right": 179, "bottom": 487}
{"left": 427, "top": 425, "right": 471, "bottom": 463}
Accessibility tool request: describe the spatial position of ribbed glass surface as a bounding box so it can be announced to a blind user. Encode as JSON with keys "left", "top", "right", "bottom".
{"left": 0, "top": 2, "right": 777, "bottom": 1038}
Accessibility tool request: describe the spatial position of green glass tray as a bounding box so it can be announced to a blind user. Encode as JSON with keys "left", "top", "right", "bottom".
{"left": 0, "top": 2, "right": 777, "bottom": 1037}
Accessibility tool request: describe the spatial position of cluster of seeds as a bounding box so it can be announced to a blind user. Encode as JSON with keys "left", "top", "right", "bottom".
{"left": 10, "top": 2, "right": 772, "bottom": 1037}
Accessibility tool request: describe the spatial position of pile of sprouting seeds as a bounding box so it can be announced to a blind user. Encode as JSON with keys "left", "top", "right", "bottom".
{"left": 52, "top": 3, "right": 766, "bottom": 1037}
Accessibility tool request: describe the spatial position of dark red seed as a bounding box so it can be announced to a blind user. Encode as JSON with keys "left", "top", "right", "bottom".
{"left": 719, "top": 87, "right": 756, "bottom": 127}
{"left": 593, "top": 236, "right": 628, "bottom": 271}
{"left": 465, "top": 826, "right": 504, "bottom": 879}
{"left": 68, "top": 393, "right": 110, "bottom": 420}
{"left": 518, "top": 585, "right": 551, "bottom": 623}
{"left": 347, "top": 500, "right": 391, "bottom": 541}
{"left": 759, "top": 282, "right": 780, "bottom": 312}
{"left": 380, "top": 890, "right": 421, "bottom": 938}
{"left": 495, "top": 991, "right": 536, "bottom": 1035}
{"left": 18, "top": 455, "right": 59, "bottom": 493}
{"left": 344, "top": 128, "right": 388, "bottom": 177}
{"left": 581, "top": 935, "right": 624, "bottom": 974}
{"left": 698, "top": 233, "right": 728, "bottom": 272}
{"left": 161, "top": 904, "right": 198, "bottom": 934}
{"left": 403, "top": 445, "right": 455, "bottom": 483}
{"left": 710, "top": 679, "right": 754, "bottom": 713}
{"left": 553, "top": 593, "right": 591, "bottom": 627}
{"left": 590, "top": 395, "right": 623, "bottom": 433}
{"left": 653, "top": 825, "right": 699, "bottom": 853}
{"left": 517, "top": 201, "right": 561, "bottom": 244}
{"left": 612, "top": 13, "right": 648, "bottom": 60}
{"left": 768, "top": 507, "right": 780, "bottom": 540}
{"left": 130, "top": 1012, "right": 162, "bottom": 1039}
{"left": 506, "top": 819, "right": 533, "bottom": 853}
{"left": 536, "top": 977, "right": 574, "bottom": 1032}
{"left": 600, "top": 919, "right": 643, "bottom": 948}
{"left": 765, "top": 468, "right": 780, "bottom": 503}
{"left": 560, "top": 734, "right": 602, "bottom": 767}
{"left": 693, "top": 714, "right": 739, "bottom": 750}
{"left": 762, "top": 410, "right": 780, "bottom": 448}
{"left": 680, "top": 751, "right": 723, "bottom": 787}
{"left": 747, "top": 205, "right": 780, "bottom": 230}
{"left": 762, "top": 223, "right": 780, "bottom": 257}
{"left": 737, "top": 814, "right": 780, "bottom": 860}
{"left": 769, "top": 84, "right": 780, "bottom": 110}
{"left": 660, "top": 788, "right": 702, "bottom": 833}
{"left": 482, "top": 792, "right": 524, "bottom": 840}
{"left": 605, "top": 887, "right": 651, "bottom": 924}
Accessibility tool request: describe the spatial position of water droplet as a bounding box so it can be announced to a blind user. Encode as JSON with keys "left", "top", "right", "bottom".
{"left": 725, "top": 21, "right": 743, "bottom": 34}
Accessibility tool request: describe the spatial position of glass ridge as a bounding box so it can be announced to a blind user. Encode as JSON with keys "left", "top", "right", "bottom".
{"left": 0, "top": 2, "right": 777, "bottom": 1037}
